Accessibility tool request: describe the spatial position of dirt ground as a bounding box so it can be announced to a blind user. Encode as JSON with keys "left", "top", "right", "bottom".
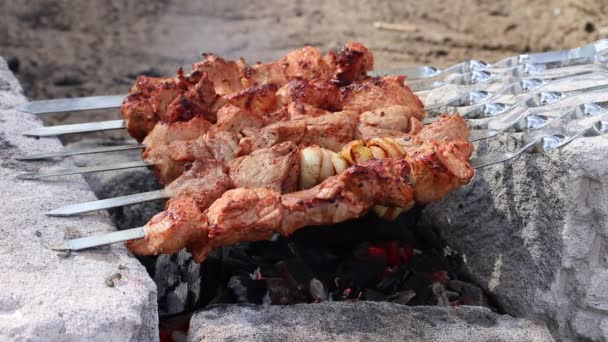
{"left": 1, "top": 0, "right": 607, "bottom": 129}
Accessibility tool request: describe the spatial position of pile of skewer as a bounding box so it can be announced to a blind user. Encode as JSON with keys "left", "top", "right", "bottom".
{"left": 14, "top": 40, "right": 608, "bottom": 260}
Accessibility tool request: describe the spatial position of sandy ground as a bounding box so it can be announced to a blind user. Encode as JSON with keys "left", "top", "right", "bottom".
{"left": 3, "top": 0, "right": 606, "bottom": 98}
{"left": 1, "top": 0, "right": 606, "bottom": 138}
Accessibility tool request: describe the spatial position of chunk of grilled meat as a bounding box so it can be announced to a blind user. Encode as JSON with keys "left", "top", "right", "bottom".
{"left": 142, "top": 116, "right": 212, "bottom": 183}
{"left": 122, "top": 70, "right": 217, "bottom": 142}
{"left": 276, "top": 79, "right": 341, "bottom": 111}
{"left": 340, "top": 76, "right": 424, "bottom": 114}
{"left": 325, "top": 42, "right": 374, "bottom": 85}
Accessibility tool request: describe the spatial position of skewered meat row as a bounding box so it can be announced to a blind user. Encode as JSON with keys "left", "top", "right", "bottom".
{"left": 126, "top": 134, "right": 474, "bottom": 263}
{"left": 159, "top": 114, "right": 470, "bottom": 214}
{"left": 121, "top": 42, "right": 380, "bottom": 141}
{"left": 144, "top": 102, "right": 427, "bottom": 184}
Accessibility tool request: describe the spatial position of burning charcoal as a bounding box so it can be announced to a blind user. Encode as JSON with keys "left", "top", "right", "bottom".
{"left": 266, "top": 278, "right": 306, "bottom": 305}
{"left": 331, "top": 278, "right": 364, "bottom": 301}
{"left": 376, "top": 272, "right": 400, "bottom": 294}
{"left": 337, "top": 257, "right": 386, "bottom": 289}
{"left": 228, "top": 275, "right": 306, "bottom": 305}
{"left": 275, "top": 261, "right": 308, "bottom": 301}
{"left": 445, "top": 290, "right": 461, "bottom": 303}
{"left": 309, "top": 278, "right": 327, "bottom": 302}
{"left": 275, "top": 259, "right": 314, "bottom": 291}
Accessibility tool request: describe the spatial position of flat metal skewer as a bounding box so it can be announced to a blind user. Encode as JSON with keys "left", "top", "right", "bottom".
{"left": 17, "top": 160, "right": 151, "bottom": 180}
{"left": 17, "top": 144, "right": 144, "bottom": 161}
{"left": 17, "top": 95, "right": 126, "bottom": 115}
{"left": 46, "top": 190, "right": 169, "bottom": 217}
{"left": 468, "top": 101, "right": 607, "bottom": 141}
{"left": 51, "top": 227, "right": 145, "bottom": 251}
{"left": 22, "top": 119, "right": 125, "bottom": 137}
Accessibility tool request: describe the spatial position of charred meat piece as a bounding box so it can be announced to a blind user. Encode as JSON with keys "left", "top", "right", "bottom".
{"left": 192, "top": 53, "right": 245, "bottom": 95}
{"left": 279, "top": 46, "right": 333, "bottom": 81}
{"left": 142, "top": 117, "right": 212, "bottom": 183}
{"left": 227, "top": 142, "right": 300, "bottom": 193}
{"left": 326, "top": 42, "right": 374, "bottom": 85}
{"left": 276, "top": 79, "right": 341, "bottom": 111}
{"left": 122, "top": 71, "right": 217, "bottom": 142}
{"left": 340, "top": 76, "right": 424, "bottom": 114}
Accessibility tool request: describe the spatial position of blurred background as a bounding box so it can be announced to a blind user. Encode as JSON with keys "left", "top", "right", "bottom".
{"left": 2, "top": 0, "right": 606, "bottom": 102}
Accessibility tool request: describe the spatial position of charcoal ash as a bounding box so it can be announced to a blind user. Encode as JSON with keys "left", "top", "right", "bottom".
{"left": 191, "top": 212, "right": 493, "bottom": 309}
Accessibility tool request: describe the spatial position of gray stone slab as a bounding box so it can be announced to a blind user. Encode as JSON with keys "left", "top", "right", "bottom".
{"left": 420, "top": 68, "right": 608, "bottom": 340}
{"left": 0, "top": 57, "right": 159, "bottom": 341}
{"left": 188, "top": 302, "right": 554, "bottom": 342}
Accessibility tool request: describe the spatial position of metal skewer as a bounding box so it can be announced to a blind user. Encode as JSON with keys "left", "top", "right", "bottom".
{"left": 424, "top": 81, "right": 608, "bottom": 125}
{"left": 22, "top": 119, "right": 126, "bottom": 137}
{"left": 53, "top": 120, "right": 608, "bottom": 252}
{"left": 412, "top": 58, "right": 607, "bottom": 93}
{"left": 16, "top": 144, "right": 144, "bottom": 161}
{"left": 17, "top": 95, "right": 126, "bottom": 115}
{"left": 16, "top": 161, "right": 151, "bottom": 180}
{"left": 468, "top": 101, "right": 607, "bottom": 141}
{"left": 425, "top": 70, "right": 601, "bottom": 110}
{"left": 46, "top": 190, "right": 169, "bottom": 217}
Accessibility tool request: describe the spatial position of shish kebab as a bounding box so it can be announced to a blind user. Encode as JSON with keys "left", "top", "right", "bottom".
{"left": 18, "top": 39, "right": 608, "bottom": 144}
{"left": 18, "top": 38, "right": 608, "bottom": 116}
{"left": 43, "top": 42, "right": 606, "bottom": 261}
{"left": 31, "top": 42, "right": 469, "bottom": 261}
{"left": 46, "top": 113, "right": 463, "bottom": 217}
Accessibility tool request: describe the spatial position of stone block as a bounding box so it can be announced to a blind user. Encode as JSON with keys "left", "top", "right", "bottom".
{"left": 188, "top": 302, "right": 554, "bottom": 341}
{"left": 0, "top": 57, "right": 158, "bottom": 341}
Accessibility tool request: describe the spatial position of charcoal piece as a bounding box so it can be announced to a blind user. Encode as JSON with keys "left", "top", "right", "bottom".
{"left": 447, "top": 280, "right": 489, "bottom": 307}
{"left": 228, "top": 275, "right": 269, "bottom": 305}
{"left": 390, "top": 290, "right": 417, "bottom": 305}
{"left": 337, "top": 257, "right": 386, "bottom": 290}
{"left": 309, "top": 278, "right": 327, "bottom": 302}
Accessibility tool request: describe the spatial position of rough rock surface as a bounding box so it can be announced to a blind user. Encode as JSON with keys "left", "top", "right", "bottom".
{"left": 421, "top": 71, "right": 608, "bottom": 340}
{"left": 188, "top": 302, "right": 554, "bottom": 341}
{"left": 0, "top": 57, "right": 159, "bottom": 340}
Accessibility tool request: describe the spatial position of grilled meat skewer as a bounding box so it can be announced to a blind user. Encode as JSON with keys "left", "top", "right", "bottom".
{"left": 126, "top": 137, "right": 473, "bottom": 262}
{"left": 48, "top": 114, "right": 471, "bottom": 218}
